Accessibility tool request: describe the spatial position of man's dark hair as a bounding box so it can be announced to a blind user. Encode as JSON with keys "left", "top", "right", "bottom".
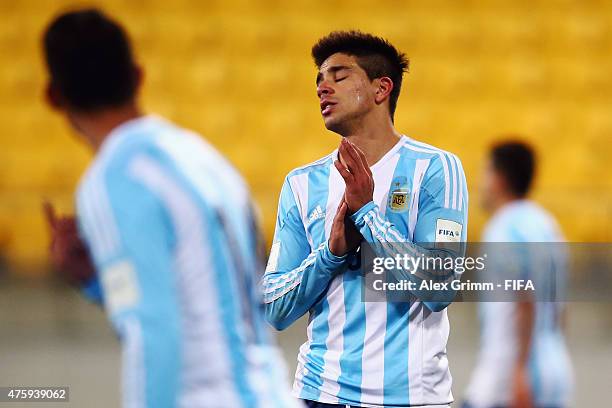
{"left": 490, "top": 141, "right": 536, "bottom": 197}
{"left": 311, "top": 30, "right": 409, "bottom": 121}
{"left": 43, "top": 9, "right": 138, "bottom": 111}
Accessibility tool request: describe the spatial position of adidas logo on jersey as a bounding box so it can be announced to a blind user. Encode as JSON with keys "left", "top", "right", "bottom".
{"left": 308, "top": 205, "right": 325, "bottom": 224}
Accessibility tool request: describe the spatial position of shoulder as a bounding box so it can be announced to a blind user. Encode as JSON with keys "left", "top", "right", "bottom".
{"left": 404, "top": 137, "right": 466, "bottom": 210}
{"left": 515, "top": 202, "right": 564, "bottom": 241}
{"left": 282, "top": 152, "right": 334, "bottom": 192}
{"left": 76, "top": 117, "right": 182, "bottom": 213}
{"left": 286, "top": 152, "right": 334, "bottom": 180}
{"left": 401, "top": 136, "right": 463, "bottom": 167}
{"left": 77, "top": 135, "right": 152, "bottom": 201}
{"left": 273, "top": 152, "right": 335, "bottom": 220}
{"left": 154, "top": 123, "right": 250, "bottom": 204}
{"left": 401, "top": 136, "right": 465, "bottom": 187}
{"left": 80, "top": 117, "right": 248, "bottom": 205}
{"left": 485, "top": 201, "right": 563, "bottom": 242}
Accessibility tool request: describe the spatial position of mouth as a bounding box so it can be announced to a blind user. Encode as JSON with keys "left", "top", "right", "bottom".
{"left": 320, "top": 100, "right": 336, "bottom": 117}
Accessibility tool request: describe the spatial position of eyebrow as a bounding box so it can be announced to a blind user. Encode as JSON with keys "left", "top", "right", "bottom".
{"left": 316, "top": 65, "right": 352, "bottom": 85}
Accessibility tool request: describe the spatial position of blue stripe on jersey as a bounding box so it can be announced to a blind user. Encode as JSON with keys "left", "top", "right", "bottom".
{"left": 307, "top": 162, "right": 331, "bottom": 245}
{"left": 447, "top": 154, "right": 458, "bottom": 210}
{"left": 300, "top": 301, "right": 328, "bottom": 399}
{"left": 98, "top": 168, "right": 182, "bottom": 408}
{"left": 436, "top": 151, "right": 453, "bottom": 210}
{"left": 336, "top": 272, "right": 366, "bottom": 402}
{"left": 241, "top": 210, "right": 276, "bottom": 349}
{"left": 458, "top": 155, "right": 468, "bottom": 213}
{"left": 383, "top": 303, "right": 411, "bottom": 404}
{"left": 529, "top": 349, "right": 542, "bottom": 404}
{"left": 204, "top": 214, "right": 260, "bottom": 407}
{"left": 299, "top": 164, "right": 331, "bottom": 400}
{"left": 383, "top": 149, "right": 413, "bottom": 405}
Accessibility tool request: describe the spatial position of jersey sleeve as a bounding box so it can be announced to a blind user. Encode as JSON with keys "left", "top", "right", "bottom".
{"left": 350, "top": 153, "right": 468, "bottom": 311}
{"left": 262, "top": 176, "right": 347, "bottom": 330}
{"left": 76, "top": 157, "right": 181, "bottom": 408}
{"left": 413, "top": 153, "right": 468, "bottom": 247}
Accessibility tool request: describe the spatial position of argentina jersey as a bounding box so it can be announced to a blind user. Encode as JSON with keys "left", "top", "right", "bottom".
{"left": 263, "top": 135, "right": 468, "bottom": 407}
{"left": 465, "top": 200, "right": 573, "bottom": 408}
{"left": 75, "top": 115, "right": 299, "bottom": 408}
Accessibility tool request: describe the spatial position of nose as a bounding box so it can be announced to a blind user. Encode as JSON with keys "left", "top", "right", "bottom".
{"left": 317, "top": 81, "right": 334, "bottom": 98}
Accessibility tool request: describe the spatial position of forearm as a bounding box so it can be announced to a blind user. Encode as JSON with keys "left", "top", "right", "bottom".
{"left": 262, "top": 242, "right": 347, "bottom": 330}
{"left": 351, "top": 201, "right": 460, "bottom": 310}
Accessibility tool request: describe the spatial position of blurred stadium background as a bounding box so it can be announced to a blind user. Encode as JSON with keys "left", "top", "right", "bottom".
{"left": 0, "top": 0, "right": 610, "bottom": 406}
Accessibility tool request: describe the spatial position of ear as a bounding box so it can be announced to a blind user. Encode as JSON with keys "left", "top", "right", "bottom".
{"left": 45, "top": 82, "right": 63, "bottom": 110}
{"left": 374, "top": 77, "right": 394, "bottom": 105}
{"left": 491, "top": 167, "right": 509, "bottom": 195}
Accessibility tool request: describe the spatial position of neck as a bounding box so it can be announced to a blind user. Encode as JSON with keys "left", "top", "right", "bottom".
{"left": 71, "top": 103, "right": 143, "bottom": 151}
{"left": 343, "top": 111, "right": 402, "bottom": 166}
{"left": 490, "top": 193, "right": 522, "bottom": 214}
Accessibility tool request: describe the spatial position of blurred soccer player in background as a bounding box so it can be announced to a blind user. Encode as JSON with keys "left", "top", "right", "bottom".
{"left": 262, "top": 31, "right": 468, "bottom": 407}
{"left": 463, "top": 141, "right": 573, "bottom": 408}
{"left": 42, "top": 9, "right": 299, "bottom": 408}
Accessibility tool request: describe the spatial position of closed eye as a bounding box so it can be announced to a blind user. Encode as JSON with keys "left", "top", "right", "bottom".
{"left": 336, "top": 76, "right": 348, "bottom": 83}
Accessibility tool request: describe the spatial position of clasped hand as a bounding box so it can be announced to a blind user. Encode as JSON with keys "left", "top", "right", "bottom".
{"left": 328, "top": 139, "right": 374, "bottom": 256}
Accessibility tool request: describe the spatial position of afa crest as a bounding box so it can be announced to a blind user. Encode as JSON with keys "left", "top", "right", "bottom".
{"left": 388, "top": 176, "right": 410, "bottom": 213}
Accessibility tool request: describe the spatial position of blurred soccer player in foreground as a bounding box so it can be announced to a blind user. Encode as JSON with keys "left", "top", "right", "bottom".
{"left": 262, "top": 31, "right": 468, "bottom": 407}
{"left": 42, "top": 9, "right": 298, "bottom": 408}
{"left": 463, "top": 141, "right": 573, "bottom": 408}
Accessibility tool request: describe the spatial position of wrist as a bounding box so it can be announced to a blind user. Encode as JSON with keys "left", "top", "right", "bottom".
{"left": 324, "top": 240, "right": 348, "bottom": 262}
{"left": 348, "top": 197, "right": 373, "bottom": 215}
{"left": 349, "top": 201, "right": 377, "bottom": 226}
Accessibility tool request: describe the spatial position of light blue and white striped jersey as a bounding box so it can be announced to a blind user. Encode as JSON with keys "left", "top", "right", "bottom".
{"left": 75, "top": 115, "right": 299, "bottom": 408}
{"left": 465, "top": 200, "right": 573, "bottom": 408}
{"left": 263, "top": 136, "right": 468, "bottom": 407}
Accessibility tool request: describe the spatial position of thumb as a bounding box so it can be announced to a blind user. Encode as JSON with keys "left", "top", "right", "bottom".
{"left": 337, "top": 201, "right": 347, "bottom": 219}
{"left": 332, "top": 200, "right": 346, "bottom": 224}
